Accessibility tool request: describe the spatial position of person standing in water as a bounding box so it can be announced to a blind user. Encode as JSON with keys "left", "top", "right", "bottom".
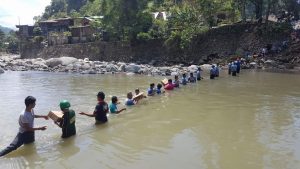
{"left": 215, "top": 64, "right": 220, "bottom": 77}
{"left": 181, "top": 73, "right": 188, "bottom": 85}
{"left": 228, "top": 62, "right": 232, "bottom": 75}
{"left": 55, "top": 100, "right": 76, "bottom": 138}
{"left": 231, "top": 62, "right": 237, "bottom": 76}
{"left": 188, "top": 72, "right": 197, "bottom": 83}
{"left": 210, "top": 65, "right": 216, "bottom": 79}
{"left": 173, "top": 75, "right": 180, "bottom": 88}
{"left": 0, "top": 96, "right": 48, "bottom": 157}
{"left": 196, "top": 67, "right": 202, "bottom": 81}
{"left": 236, "top": 59, "right": 241, "bottom": 74}
{"left": 109, "top": 96, "right": 126, "bottom": 114}
{"left": 80, "top": 91, "right": 109, "bottom": 124}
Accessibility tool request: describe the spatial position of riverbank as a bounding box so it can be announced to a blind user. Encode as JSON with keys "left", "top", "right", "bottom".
{"left": 1, "top": 54, "right": 300, "bottom": 75}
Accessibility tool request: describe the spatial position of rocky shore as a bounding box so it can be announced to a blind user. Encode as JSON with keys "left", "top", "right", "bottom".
{"left": 0, "top": 54, "right": 300, "bottom": 75}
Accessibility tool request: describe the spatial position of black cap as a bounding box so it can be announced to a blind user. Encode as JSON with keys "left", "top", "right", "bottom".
{"left": 97, "top": 91, "right": 105, "bottom": 99}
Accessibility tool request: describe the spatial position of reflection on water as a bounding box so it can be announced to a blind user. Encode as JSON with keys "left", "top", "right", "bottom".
{"left": 0, "top": 71, "right": 300, "bottom": 169}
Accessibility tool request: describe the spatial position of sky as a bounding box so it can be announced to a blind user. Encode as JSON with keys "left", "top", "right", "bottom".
{"left": 0, "top": 0, "right": 51, "bottom": 29}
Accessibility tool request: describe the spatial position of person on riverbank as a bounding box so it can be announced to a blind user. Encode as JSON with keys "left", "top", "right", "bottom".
{"left": 80, "top": 91, "right": 109, "bottom": 124}
{"left": 147, "top": 83, "right": 156, "bottom": 96}
{"left": 0, "top": 96, "right": 48, "bottom": 157}
{"left": 164, "top": 79, "right": 174, "bottom": 90}
{"left": 231, "top": 62, "right": 237, "bottom": 76}
{"left": 109, "top": 96, "right": 126, "bottom": 114}
{"left": 173, "top": 75, "right": 180, "bottom": 88}
{"left": 181, "top": 73, "right": 188, "bottom": 85}
{"left": 196, "top": 67, "right": 202, "bottom": 81}
{"left": 55, "top": 100, "right": 76, "bottom": 138}
{"left": 210, "top": 65, "right": 216, "bottom": 79}
{"left": 188, "top": 72, "right": 197, "bottom": 83}
{"left": 125, "top": 92, "right": 136, "bottom": 106}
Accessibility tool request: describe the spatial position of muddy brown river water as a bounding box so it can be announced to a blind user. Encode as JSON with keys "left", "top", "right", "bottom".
{"left": 0, "top": 71, "right": 299, "bottom": 169}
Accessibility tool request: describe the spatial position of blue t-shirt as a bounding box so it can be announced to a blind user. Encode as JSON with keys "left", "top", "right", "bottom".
{"left": 125, "top": 99, "right": 135, "bottom": 106}
{"left": 231, "top": 64, "right": 237, "bottom": 71}
{"left": 181, "top": 77, "right": 187, "bottom": 85}
{"left": 157, "top": 88, "right": 162, "bottom": 94}
{"left": 236, "top": 61, "right": 241, "bottom": 68}
{"left": 109, "top": 103, "right": 118, "bottom": 113}
{"left": 148, "top": 88, "right": 155, "bottom": 96}
{"left": 210, "top": 68, "right": 215, "bottom": 75}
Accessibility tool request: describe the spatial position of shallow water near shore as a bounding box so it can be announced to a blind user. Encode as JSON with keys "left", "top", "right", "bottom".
{"left": 0, "top": 71, "right": 300, "bottom": 169}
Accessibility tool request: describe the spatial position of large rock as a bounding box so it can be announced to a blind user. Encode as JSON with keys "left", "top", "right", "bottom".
{"left": 60, "top": 57, "right": 78, "bottom": 66}
{"left": 118, "top": 64, "right": 126, "bottom": 72}
{"left": 188, "top": 65, "right": 198, "bottom": 72}
{"left": 81, "top": 63, "right": 91, "bottom": 70}
{"left": 200, "top": 64, "right": 212, "bottom": 71}
{"left": 106, "top": 64, "right": 118, "bottom": 72}
{"left": 45, "top": 58, "right": 62, "bottom": 68}
{"left": 126, "top": 63, "right": 141, "bottom": 73}
{"left": 0, "top": 68, "right": 4, "bottom": 74}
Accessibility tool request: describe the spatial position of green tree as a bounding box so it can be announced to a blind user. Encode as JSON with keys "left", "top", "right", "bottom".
{"left": 0, "top": 29, "right": 5, "bottom": 50}
{"left": 42, "top": 0, "right": 67, "bottom": 20}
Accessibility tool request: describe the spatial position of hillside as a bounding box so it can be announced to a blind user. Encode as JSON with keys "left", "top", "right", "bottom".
{"left": 0, "top": 25, "right": 13, "bottom": 34}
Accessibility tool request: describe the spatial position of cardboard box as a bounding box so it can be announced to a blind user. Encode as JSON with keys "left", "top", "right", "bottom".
{"left": 161, "top": 78, "right": 168, "bottom": 85}
{"left": 133, "top": 92, "right": 145, "bottom": 101}
{"left": 48, "top": 111, "right": 64, "bottom": 122}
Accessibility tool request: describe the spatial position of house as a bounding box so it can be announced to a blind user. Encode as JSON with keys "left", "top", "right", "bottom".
{"left": 15, "top": 25, "right": 35, "bottom": 39}
{"left": 38, "top": 17, "right": 74, "bottom": 36}
{"left": 70, "top": 25, "right": 95, "bottom": 43}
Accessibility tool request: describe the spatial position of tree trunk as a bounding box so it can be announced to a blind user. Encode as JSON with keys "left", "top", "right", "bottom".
{"left": 241, "top": 0, "right": 246, "bottom": 22}
{"left": 265, "top": 0, "right": 271, "bottom": 25}
{"left": 254, "top": 0, "right": 263, "bottom": 23}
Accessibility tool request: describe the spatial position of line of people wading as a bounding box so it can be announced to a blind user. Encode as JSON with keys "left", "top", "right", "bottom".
{"left": 0, "top": 60, "right": 242, "bottom": 157}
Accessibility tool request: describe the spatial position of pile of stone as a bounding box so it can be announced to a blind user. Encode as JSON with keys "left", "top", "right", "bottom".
{"left": 0, "top": 55, "right": 214, "bottom": 75}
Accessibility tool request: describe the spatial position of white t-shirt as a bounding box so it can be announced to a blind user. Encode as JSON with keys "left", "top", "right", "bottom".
{"left": 19, "top": 110, "right": 35, "bottom": 133}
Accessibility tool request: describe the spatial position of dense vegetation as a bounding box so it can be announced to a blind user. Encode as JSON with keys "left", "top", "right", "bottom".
{"left": 0, "top": 29, "right": 19, "bottom": 53}
{"left": 36, "top": 0, "right": 300, "bottom": 48}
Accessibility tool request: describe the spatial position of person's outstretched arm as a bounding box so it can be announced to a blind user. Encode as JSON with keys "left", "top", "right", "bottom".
{"left": 79, "top": 112, "right": 96, "bottom": 117}
{"left": 34, "top": 114, "right": 49, "bottom": 120}
{"left": 116, "top": 108, "right": 126, "bottom": 114}
{"left": 23, "top": 123, "right": 47, "bottom": 131}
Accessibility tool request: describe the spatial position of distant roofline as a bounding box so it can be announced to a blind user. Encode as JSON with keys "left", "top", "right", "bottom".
{"left": 16, "top": 25, "right": 34, "bottom": 28}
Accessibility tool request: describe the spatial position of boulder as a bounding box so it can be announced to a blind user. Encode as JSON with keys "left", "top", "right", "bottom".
{"left": 200, "top": 64, "right": 212, "bottom": 71}
{"left": 106, "top": 64, "right": 118, "bottom": 72}
{"left": 0, "top": 68, "right": 4, "bottom": 74}
{"left": 84, "top": 58, "right": 89, "bottom": 63}
{"left": 126, "top": 64, "right": 141, "bottom": 73}
{"left": 188, "top": 65, "right": 198, "bottom": 72}
{"left": 45, "top": 58, "right": 62, "bottom": 68}
{"left": 171, "top": 72, "right": 178, "bottom": 76}
{"left": 118, "top": 64, "right": 126, "bottom": 72}
{"left": 81, "top": 63, "right": 91, "bottom": 70}
{"left": 60, "top": 57, "right": 78, "bottom": 66}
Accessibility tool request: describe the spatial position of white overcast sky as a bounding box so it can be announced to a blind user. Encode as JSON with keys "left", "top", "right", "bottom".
{"left": 0, "top": 0, "right": 51, "bottom": 29}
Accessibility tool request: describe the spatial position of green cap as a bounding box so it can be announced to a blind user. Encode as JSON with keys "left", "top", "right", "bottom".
{"left": 59, "top": 100, "right": 71, "bottom": 109}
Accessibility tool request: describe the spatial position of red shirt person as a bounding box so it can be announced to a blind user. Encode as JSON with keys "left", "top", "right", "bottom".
{"left": 164, "top": 79, "right": 174, "bottom": 90}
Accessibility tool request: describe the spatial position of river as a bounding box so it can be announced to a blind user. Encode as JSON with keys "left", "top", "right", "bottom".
{"left": 0, "top": 71, "right": 299, "bottom": 169}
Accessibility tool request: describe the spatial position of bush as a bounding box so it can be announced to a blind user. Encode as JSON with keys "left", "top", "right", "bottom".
{"left": 33, "top": 36, "right": 44, "bottom": 44}
{"left": 136, "top": 32, "right": 152, "bottom": 41}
